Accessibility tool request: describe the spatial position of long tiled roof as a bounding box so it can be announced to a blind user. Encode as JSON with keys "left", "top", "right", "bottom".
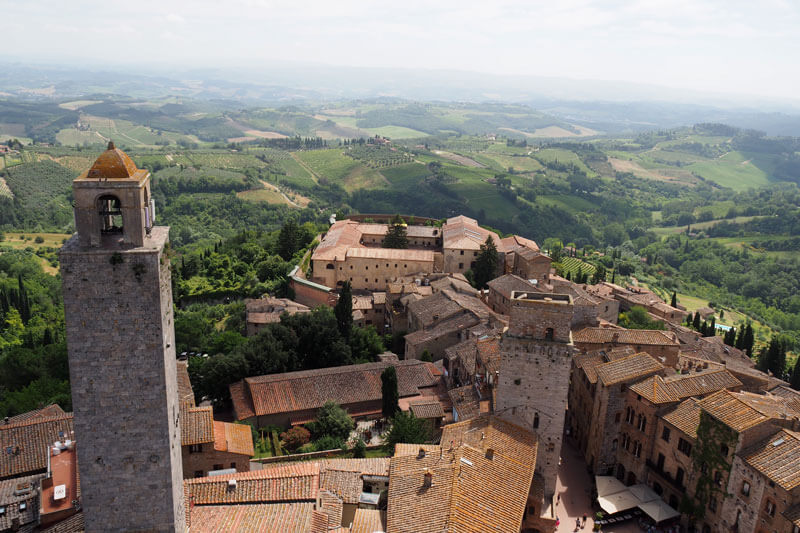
{"left": 313, "top": 220, "right": 363, "bottom": 261}
{"left": 487, "top": 274, "right": 537, "bottom": 299}
{"left": 176, "top": 360, "right": 195, "bottom": 407}
{"left": 320, "top": 469, "right": 362, "bottom": 504}
{"left": 443, "top": 215, "right": 504, "bottom": 252}
{"left": 448, "top": 385, "right": 482, "bottom": 421}
{"left": 784, "top": 503, "right": 800, "bottom": 528}
{"left": 0, "top": 473, "right": 42, "bottom": 530}
{"left": 574, "top": 328, "right": 679, "bottom": 346}
{"left": 662, "top": 399, "right": 702, "bottom": 439}
{"left": 0, "top": 414, "right": 73, "bottom": 479}
{"left": 184, "top": 462, "right": 319, "bottom": 505}
{"left": 213, "top": 421, "right": 254, "bottom": 456}
{"left": 409, "top": 400, "right": 445, "bottom": 419}
{"left": 181, "top": 406, "right": 215, "bottom": 446}
{"left": 744, "top": 430, "right": 800, "bottom": 490}
{"left": 631, "top": 369, "right": 742, "bottom": 404}
{"left": 318, "top": 457, "right": 390, "bottom": 477}
{"left": 697, "top": 390, "right": 772, "bottom": 432}
{"left": 189, "top": 502, "right": 315, "bottom": 533}
{"left": 574, "top": 353, "right": 606, "bottom": 384}
{"left": 387, "top": 416, "right": 536, "bottom": 533}
{"left": 234, "top": 361, "right": 440, "bottom": 419}
{"left": 594, "top": 352, "right": 663, "bottom": 386}
{"left": 6, "top": 405, "right": 65, "bottom": 425}
{"left": 352, "top": 508, "right": 387, "bottom": 533}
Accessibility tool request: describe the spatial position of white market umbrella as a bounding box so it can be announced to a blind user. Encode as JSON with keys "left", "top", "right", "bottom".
{"left": 628, "top": 483, "right": 660, "bottom": 504}
{"left": 595, "top": 475, "right": 627, "bottom": 497}
{"left": 598, "top": 490, "right": 640, "bottom": 514}
{"left": 639, "top": 500, "right": 680, "bottom": 523}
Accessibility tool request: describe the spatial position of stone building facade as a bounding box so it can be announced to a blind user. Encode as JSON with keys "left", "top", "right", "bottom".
{"left": 59, "top": 143, "right": 186, "bottom": 532}
{"left": 497, "top": 292, "right": 575, "bottom": 498}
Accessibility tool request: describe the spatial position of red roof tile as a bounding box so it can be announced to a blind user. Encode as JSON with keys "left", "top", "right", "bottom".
{"left": 0, "top": 414, "right": 74, "bottom": 479}
{"left": 184, "top": 462, "right": 320, "bottom": 505}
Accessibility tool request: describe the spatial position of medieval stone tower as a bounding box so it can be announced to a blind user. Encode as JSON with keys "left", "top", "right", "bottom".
{"left": 496, "top": 291, "right": 575, "bottom": 499}
{"left": 59, "top": 142, "right": 186, "bottom": 532}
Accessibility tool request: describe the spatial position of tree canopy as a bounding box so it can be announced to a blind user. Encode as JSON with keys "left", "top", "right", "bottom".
{"left": 381, "top": 366, "right": 400, "bottom": 419}
{"left": 472, "top": 235, "right": 499, "bottom": 289}
{"left": 383, "top": 215, "right": 408, "bottom": 249}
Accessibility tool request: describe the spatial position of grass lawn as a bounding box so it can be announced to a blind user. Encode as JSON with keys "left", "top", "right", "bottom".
{"left": 3, "top": 232, "right": 71, "bottom": 249}
{"left": 688, "top": 151, "right": 770, "bottom": 190}
{"left": 480, "top": 153, "right": 543, "bottom": 173}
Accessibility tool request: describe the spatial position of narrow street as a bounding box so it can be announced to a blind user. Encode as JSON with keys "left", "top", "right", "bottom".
{"left": 556, "top": 439, "right": 639, "bottom": 533}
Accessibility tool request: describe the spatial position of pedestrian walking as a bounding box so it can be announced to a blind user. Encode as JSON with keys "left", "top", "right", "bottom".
{"left": 582, "top": 513, "right": 587, "bottom": 528}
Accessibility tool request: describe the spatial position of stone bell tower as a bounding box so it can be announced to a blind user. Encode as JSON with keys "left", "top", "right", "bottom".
{"left": 59, "top": 142, "right": 186, "bottom": 532}
{"left": 496, "top": 291, "right": 575, "bottom": 498}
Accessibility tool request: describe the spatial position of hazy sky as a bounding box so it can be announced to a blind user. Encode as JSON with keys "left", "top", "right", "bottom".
{"left": 5, "top": 0, "right": 800, "bottom": 101}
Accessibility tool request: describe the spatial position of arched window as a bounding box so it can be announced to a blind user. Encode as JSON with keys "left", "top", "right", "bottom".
{"left": 97, "top": 195, "right": 123, "bottom": 234}
{"left": 545, "top": 328, "right": 554, "bottom": 341}
{"left": 533, "top": 413, "right": 540, "bottom": 429}
{"left": 326, "top": 263, "right": 335, "bottom": 270}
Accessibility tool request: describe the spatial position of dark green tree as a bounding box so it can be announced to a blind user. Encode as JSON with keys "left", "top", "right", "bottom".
{"left": 383, "top": 411, "right": 432, "bottom": 453}
{"left": 383, "top": 215, "right": 408, "bottom": 249}
{"left": 352, "top": 437, "right": 367, "bottom": 458}
{"left": 381, "top": 366, "right": 400, "bottom": 419}
{"left": 708, "top": 317, "right": 716, "bottom": 336}
{"left": 790, "top": 360, "right": 800, "bottom": 391}
{"left": 334, "top": 281, "right": 353, "bottom": 340}
{"left": 757, "top": 337, "right": 786, "bottom": 378}
{"left": 590, "top": 265, "right": 606, "bottom": 284}
{"left": 472, "top": 236, "right": 499, "bottom": 289}
{"left": 277, "top": 218, "right": 300, "bottom": 260}
{"left": 308, "top": 401, "right": 354, "bottom": 442}
{"left": 723, "top": 327, "right": 736, "bottom": 346}
{"left": 670, "top": 291, "right": 677, "bottom": 308}
{"left": 743, "top": 324, "right": 755, "bottom": 356}
{"left": 692, "top": 311, "right": 701, "bottom": 330}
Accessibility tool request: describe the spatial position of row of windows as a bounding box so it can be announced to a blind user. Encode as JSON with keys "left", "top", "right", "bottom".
{"left": 624, "top": 408, "right": 647, "bottom": 432}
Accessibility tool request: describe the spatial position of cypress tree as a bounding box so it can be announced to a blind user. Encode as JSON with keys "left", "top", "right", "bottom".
{"left": 735, "top": 326, "right": 746, "bottom": 350}
{"left": 700, "top": 321, "right": 708, "bottom": 336}
{"left": 692, "top": 311, "right": 701, "bottom": 331}
{"left": 381, "top": 366, "right": 400, "bottom": 419}
{"left": 709, "top": 317, "right": 716, "bottom": 336}
{"left": 743, "top": 324, "right": 755, "bottom": 357}
{"left": 334, "top": 281, "right": 353, "bottom": 340}
{"left": 790, "top": 360, "right": 800, "bottom": 391}
{"left": 473, "top": 236, "right": 499, "bottom": 290}
{"left": 670, "top": 291, "right": 677, "bottom": 308}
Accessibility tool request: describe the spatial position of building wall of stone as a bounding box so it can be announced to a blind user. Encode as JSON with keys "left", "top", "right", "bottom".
{"left": 571, "top": 303, "right": 599, "bottom": 329}
{"left": 251, "top": 399, "right": 383, "bottom": 429}
{"left": 405, "top": 329, "right": 464, "bottom": 360}
{"left": 181, "top": 446, "right": 250, "bottom": 478}
{"left": 496, "top": 338, "right": 574, "bottom": 498}
{"left": 615, "top": 391, "right": 666, "bottom": 485}
{"left": 290, "top": 279, "right": 336, "bottom": 309}
{"left": 314, "top": 256, "right": 434, "bottom": 292}
{"left": 443, "top": 248, "right": 478, "bottom": 275}
{"left": 487, "top": 289, "right": 512, "bottom": 316}
{"left": 510, "top": 256, "right": 551, "bottom": 283}
{"left": 597, "top": 300, "right": 620, "bottom": 324}
{"left": 647, "top": 418, "right": 696, "bottom": 517}
{"left": 507, "top": 297, "right": 573, "bottom": 342}
{"left": 60, "top": 229, "right": 186, "bottom": 532}
{"left": 566, "top": 366, "right": 596, "bottom": 459}
{"left": 574, "top": 342, "right": 679, "bottom": 368}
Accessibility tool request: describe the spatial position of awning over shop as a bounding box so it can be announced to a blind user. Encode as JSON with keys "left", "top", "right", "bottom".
{"left": 595, "top": 475, "right": 627, "bottom": 497}
{"left": 639, "top": 499, "right": 680, "bottom": 523}
{"left": 628, "top": 484, "right": 659, "bottom": 504}
{"left": 598, "top": 490, "right": 640, "bottom": 514}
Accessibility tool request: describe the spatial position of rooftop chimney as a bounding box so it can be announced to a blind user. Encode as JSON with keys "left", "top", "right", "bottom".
{"left": 423, "top": 471, "right": 432, "bottom": 488}
{"left": 485, "top": 448, "right": 495, "bottom": 460}
{"left": 417, "top": 448, "right": 426, "bottom": 459}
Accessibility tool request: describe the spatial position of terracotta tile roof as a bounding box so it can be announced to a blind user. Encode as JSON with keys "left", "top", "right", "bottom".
{"left": 769, "top": 386, "right": 800, "bottom": 413}
{"left": 233, "top": 360, "right": 440, "bottom": 420}
{"left": 176, "top": 360, "right": 195, "bottom": 407}
{"left": 662, "top": 399, "right": 702, "bottom": 439}
{"left": 181, "top": 406, "right": 215, "bottom": 446}
{"left": 39, "top": 511, "right": 84, "bottom": 533}
{"left": 629, "top": 376, "right": 680, "bottom": 404}
{"left": 664, "top": 369, "right": 742, "bottom": 399}
{"left": 501, "top": 234, "right": 540, "bottom": 253}
{"left": 487, "top": 274, "right": 537, "bottom": 299}
{"left": 320, "top": 469, "right": 362, "bottom": 504}
{"left": 394, "top": 443, "right": 442, "bottom": 457}
{"left": 213, "top": 421, "right": 254, "bottom": 456}
{"left": 313, "top": 220, "right": 363, "bottom": 261}
{"left": 0, "top": 414, "right": 74, "bottom": 479}
{"left": 445, "top": 340, "right": 478, "bottom": 373}
{"left": 347, "top": 247, "right": 435, "bottom": 262}
{"left": 594, "top": 352, "right": 663, "bottom": 386}
{"left": 429, "top": 275, "right": 478, "bottom": 296}
{"left": 6, "top": 405, "right": 65, "bottom": 425}
{"left": 387, "top": 415, "right": 537, "bottom": 533}
{"left": 783, "top": 503, "right": 800, "bottom": 528}
{"left": 184, "top": 462, "right": 320, "bottom": 505}
{"left": 697, "top": 390, "right": 773, "bottom": 432}
{"left": 189, "top": 502, "right": 315, "bottom": 533}
{"left": 318, "top": 489, "right": 344, "bottom": 527}
{"left": 352, "top": 508, "right": 387, "bottom": 533}
{"left": 409, "top": 400, "right": 445, "bottom": 419}
{"left": 317, "top": 457, "right": 390, "bottom": 477}
{"left": 574, "top": 328, "right": 679, "bottom": 346}
{"left": 405, "top": 314, "right": 481, "bottom": 346}
{"left": 735, "top": 391, "right": 800, "bottom": 420}
{"left": 744, "top": 430, "right": 800, "bottom": 490}
{"left": 448, "top": 385, "right": 482, "bottom": 421}
{"left": 0, "top": 473, "right": 42, "bottom": 530}
{"left": 632, "top": 369, "right": 742, "bottom": 404}
{"left": 574, "top": 353, "right": 606, "bottom": 384}
{"left": 443, "top": 215, "right": 505, "bottom": 252}
{"left": 310, "top": 510, "right": 330, "bottom": 533}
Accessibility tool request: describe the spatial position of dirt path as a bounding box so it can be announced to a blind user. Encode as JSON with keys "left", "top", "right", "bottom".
{"left": 260, "top": 179, "right": 306, "bottom": 208}
{"left": 433, "top": 150, "right": 485, "bottom": 167}
{"left": 290, "top": 153, "right": 321, "bottom": 183}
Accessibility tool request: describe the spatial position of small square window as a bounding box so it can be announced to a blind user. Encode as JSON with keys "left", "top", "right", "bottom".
{"left": 741, "top": 481, "right": 750, "bottom": 496}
